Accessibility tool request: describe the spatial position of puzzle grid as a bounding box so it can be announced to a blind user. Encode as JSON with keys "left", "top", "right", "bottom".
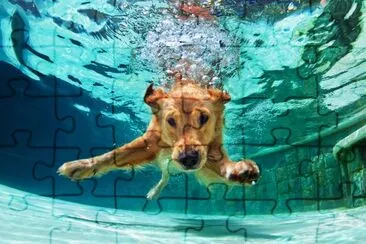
{"left": 0, "top": 0, "right": 366, "bottom": 242}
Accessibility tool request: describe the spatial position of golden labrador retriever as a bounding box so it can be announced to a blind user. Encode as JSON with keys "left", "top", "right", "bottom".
{"left": 58, "top": 74, "right": 260, "bottom": 199}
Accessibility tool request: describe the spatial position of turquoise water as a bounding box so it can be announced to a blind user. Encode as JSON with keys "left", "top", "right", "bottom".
{"left": 1, "top": 0, "right": 366, "bottom": 242}
{"left": 1, "top": 183, "right": 366, "bottom": 243}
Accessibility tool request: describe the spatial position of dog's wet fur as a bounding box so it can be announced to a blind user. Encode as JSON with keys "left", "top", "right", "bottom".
{"left": 58, "top": 74, "right": 260, "bottom": 199}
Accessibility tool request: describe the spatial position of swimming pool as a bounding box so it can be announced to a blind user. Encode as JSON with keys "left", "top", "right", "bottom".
{"left": 0, "top": 0, "right": 365, "bottom": 242}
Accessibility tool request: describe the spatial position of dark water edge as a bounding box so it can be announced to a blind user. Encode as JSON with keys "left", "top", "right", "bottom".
{"left": 0, "top": 61, "right": 150, "bottom": 209}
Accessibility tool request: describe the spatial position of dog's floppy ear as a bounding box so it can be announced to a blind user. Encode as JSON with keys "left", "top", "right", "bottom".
{"left": 208, "top": 88, "right": 231, "bottom": 104}
{"left": 144, "top": 83, "right": 166, "bottom": 109}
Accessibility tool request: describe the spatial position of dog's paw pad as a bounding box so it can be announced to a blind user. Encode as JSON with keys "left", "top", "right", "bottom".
{"left": 227, "top": 160, "right": 260, "bottom": 184}
{"left": 58, "top": 159, "right": 95, "bottom": 180}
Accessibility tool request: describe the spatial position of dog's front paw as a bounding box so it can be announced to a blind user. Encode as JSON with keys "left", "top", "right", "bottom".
{"left": 58, "top": 159, "right": 96, "bottom": 180}
{"left": 225, "top": 160, "right": 260, "bottom": 185}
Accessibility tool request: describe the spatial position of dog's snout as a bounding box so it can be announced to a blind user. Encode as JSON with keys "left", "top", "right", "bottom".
{"left": 178, "top": 150, "right": 200, "bottom": 169}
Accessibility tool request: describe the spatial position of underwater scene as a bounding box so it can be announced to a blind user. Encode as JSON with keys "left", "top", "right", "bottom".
{"left": 0, "top": 0, "right": 365, "bottom": 242}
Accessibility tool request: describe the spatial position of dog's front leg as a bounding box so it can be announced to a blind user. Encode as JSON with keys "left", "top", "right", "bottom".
{"left": 58, "top": 131, "right": 160, "bottom": 180}
{"left": 146, "top": 159, "right": 170, "bottom": 200}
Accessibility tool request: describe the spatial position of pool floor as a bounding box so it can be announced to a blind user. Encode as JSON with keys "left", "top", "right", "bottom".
{"left": 1, "top": 184, "right": 366, "bottom": 243}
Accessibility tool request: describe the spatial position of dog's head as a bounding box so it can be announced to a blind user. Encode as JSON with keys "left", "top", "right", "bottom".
{"left": 144, "top": 82, "right": 230, "bottom": 171}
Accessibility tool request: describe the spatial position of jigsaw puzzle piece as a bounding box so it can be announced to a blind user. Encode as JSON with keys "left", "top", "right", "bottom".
{"left": 226, "top": 171, "right": 278, "bottom": 215}
{"left": 224, "top": 101, "right": 284, "bottom": 148}
{"left": 49, "top": 201, "right": 117, "bottom": 244}
{"left": 183, "top": 181, "right": 247, "bottom": 215}
{"left": 151, "top": 170, "right": 254, "bottom": 215}
{"left": 3, "top": 183, "right": 117, "bottom": 243}
{"left": 216, "top": 137, "right": 277, "bottom": 215}
{"left": 50, "top": 180, "right": 115, "bottom": 221}
{"left": 0, "top": 184, "right": 66, "bottom": 243}
{"left": 320, "top": 47, "right": 366, "bottom": 106}
{"left": 150, "top": 170, "right": 189, "bottom": 213}
{"left": 247, "top": 108, "right": 363, "bottom": 215}
{"left": 89, "top": 47, "right": 135, "bottom": 78}
{"left": 96, "top": 208, "right": 205, "bottom": 242}
{"left": 9, "top": 8, "right": 58, "bottom": 78}
{"left": 0, "top": 60, "right": 83, "bottom": 98}
{"left": 95, "top": 161, "right": 188, "bottom": 214}
{"left": 68, "top": 83, "right": 153, "bottom": 203}
{"left": 186, "top": 217, "right": 246, "bottom": 243}
{"left": 227, "top": 97, "right": 339, "bottom": 149}
{"left": 261, "top": 68, "right": 318, "bottom": 103}
{"left": 113, "top": 168, "right": 163, "bottom": 213}
{"left": 32, "top": 145, "right": 85, "bottom": 197}
{"left": 185, "top": 181, "right": 224, "bottom": 215}
{"left": 50, "top": 221, "right": 118, "bottom": 244}
{"left": 88, "top": 149, "right": 136, "bottom": 197}
{"left": 53, "top": 77, "right": 142, "bottom": 160}
{"left": 6, "top": 193, "right": 29, "bottom": 212}
{"left": 54, "top": 92, "right": 116, "bottom": 151}
{"left": 331, "top": 125, "right": 366, "bottom": 208}
{"left": 94, "top": 93, "right": 146, "bottom": 149}
{"left": 49, "top": 35, "right": 99, "bottom": 84}
{"left": 81, "top": 48, "right": 127, "bottom": 81}
{"left": 113, "top": 159, "right": 237, "bottom": 215}
{"left": 278, "top": 148, "right": 346, "bottom": 214}
{"left": 0, "top": 130, "right": 78, "bottom": 197}
{"left": 314, "top": 209, "right": 366, "bottom": 242}
{"left": 276, "top": 153, "right": 316, "bottom": 213}
{"left": 246, "top": 141, "right": 318, "bottom": 214}
{"left": 225, "top": 212, "right": 334, "bottom": 242}
{"left": 0, "top": 76, "right": 76, "bottom": 146}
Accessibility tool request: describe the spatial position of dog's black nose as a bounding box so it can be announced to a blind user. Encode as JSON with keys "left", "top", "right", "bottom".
{"left": 178, "top": 150, "right": 200, "bottom": 168}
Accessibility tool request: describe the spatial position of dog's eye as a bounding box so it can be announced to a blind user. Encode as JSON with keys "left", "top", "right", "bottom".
{"left": 199, "top": 113, "right": 209, "bottom": 126}
{"left": 167, "top": 117, "right": 176, "bottom": 127}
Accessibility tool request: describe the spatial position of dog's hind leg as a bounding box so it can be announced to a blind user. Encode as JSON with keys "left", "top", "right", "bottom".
{"left": 58, "top": 130, "right": 161, "bottom": 181}
{"left": 146, "top": 159, "right": 170, "bottom": 200}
